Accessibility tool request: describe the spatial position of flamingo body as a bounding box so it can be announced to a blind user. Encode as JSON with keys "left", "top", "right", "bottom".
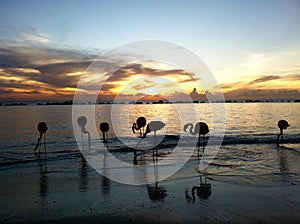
{"left": 278, "top": 120, "right": 290, "bottom": 130}
{"left": 184, "top": 122, "right": 209, "bottom": 136}
{"left": 100, "top": 122, "right": 109, "bottom": 143}
{"left": 143, "top": 121, "right": 166, "bottom": 138}
{"left": 276, "top": 120, "right": 290, "bottom": 145}
{"left": 132, "top": 117, "right": 147, "bottom": 137}
{"left": 35, "top": 122, "right": 48, "bottom": 151}
{"left": 184, "top": 122, "right": 209, "bottom": 155}
{"left": 77, "top": 116, "right": 87, "bottom": 128}
{"left": 77, "top": 116, "right": 91, "bottom": 149}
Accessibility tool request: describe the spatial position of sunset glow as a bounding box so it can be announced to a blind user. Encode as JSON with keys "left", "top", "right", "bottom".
{"left": 0, "top": 0, "right": 299, "bottom": 101}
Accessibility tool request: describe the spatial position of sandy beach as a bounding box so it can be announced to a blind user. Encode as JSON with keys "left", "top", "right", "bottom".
{"left": 1, "top": 165, "right": 299, "bottom": 224}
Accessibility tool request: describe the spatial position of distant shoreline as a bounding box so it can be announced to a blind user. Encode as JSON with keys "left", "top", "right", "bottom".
{"left": 0, "top": 99, "right": 300, "bottom": 106}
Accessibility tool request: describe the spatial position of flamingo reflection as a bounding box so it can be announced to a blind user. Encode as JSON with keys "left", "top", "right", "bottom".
{"left": 185, "top": 175, "right": 211, "bottom": 203}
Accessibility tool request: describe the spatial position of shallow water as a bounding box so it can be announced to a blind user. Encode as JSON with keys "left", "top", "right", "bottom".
{"left": 0, "top": 103, "right": 299, "bottom": 186}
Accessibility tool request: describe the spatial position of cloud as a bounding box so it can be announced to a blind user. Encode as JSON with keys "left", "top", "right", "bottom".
{"left": 285, "top": 73, "right": 300, "bottom": 81}
{"left": 21, "top": 32, "right": 52, "bottom": 44}
{"left": 224, "top": 88, "right": 300, "bottom": 100}
{"left": 131, "top": 80, "right": 157, "bottom": 91}
{"left": 1, "top": 33, "right": 299, "bottom": 101}
{"left": 0, "top": 43, "right": 105, "bottom": 100}
{"left": 241, "top": 52, "right": 274, "bottom": 67}
{"left": 0, "top": 41, "right": 200, "bottom": 100}
{"left": 215, "top": 73, "right": 300, "bottom": 100}
{"left": 108, "top": 63, "right": 194, "bottom": 82}
{"left": 249, "top": 75, "right": 280, "bottom": 84}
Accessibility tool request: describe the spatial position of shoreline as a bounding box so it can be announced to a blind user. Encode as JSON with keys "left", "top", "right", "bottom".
{"left": 1, "top": 101, "right": 300, "bottom": 107}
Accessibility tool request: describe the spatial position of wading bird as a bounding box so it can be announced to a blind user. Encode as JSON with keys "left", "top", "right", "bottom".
{"left": 142, "top": 121, "right": 166, "bottom": 157}
{"left": 100, "top": 122, "right": 109, "bottom": 143}
{"left": 132, "top": 117, "right": 147, "bottom": 137}
{"left": 143, "top": 121, "right": 166, "bottom": 139}
{"left": 34, "top": 122, "right": 48, "bottom": 152}
{"left": 184, "top": 122, "right": 209, "bottom": 155}
{"left": 77, "top": 116, "right": 91, "bottom": 149}
{"left": 276, "top": 120, "right": 290, "bottom": 146}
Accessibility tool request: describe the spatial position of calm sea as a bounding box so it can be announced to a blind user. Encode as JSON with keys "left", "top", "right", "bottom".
{"left": 0, "top": 103, "right": 299, "bottom": 186}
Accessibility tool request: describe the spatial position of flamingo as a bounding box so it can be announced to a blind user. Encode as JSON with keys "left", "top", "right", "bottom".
{"left": 77, "top": 116, "right": 91, "bottom": 149}
{"left": 276, "top": 120, "right": 290, "bottom": 146}
{"left": 34, "top": 122, "right": 48, "bottom": 151}
{"left": 142, "top": 121, "right": 166, "bottom": 157}
{"left": 132, "top": 117, "right": 147, "bottom": 137}
{"left": 143, "top": 121, "right": 166, "bottom": 138}
{"left": 100, "top": 122, "right": 109, "bottom": 143}
{"left": 184, "top": 122, "right": 209, "bottom": 155}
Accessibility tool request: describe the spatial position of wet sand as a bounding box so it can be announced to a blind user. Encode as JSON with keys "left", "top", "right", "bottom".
{"left": 1, "top": 172, "right": 299, "bottom": 224}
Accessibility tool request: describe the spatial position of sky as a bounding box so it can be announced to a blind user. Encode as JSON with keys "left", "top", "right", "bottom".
{"left": 0, "top": 0, "right": 300, "bottom": 101}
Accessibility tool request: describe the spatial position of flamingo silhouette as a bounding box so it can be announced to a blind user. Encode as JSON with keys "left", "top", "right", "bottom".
{"left": 34, "top": 122, "right": 48, "bottom": 151}
{"left": 184, "top": 122, "right": 209, "bottom": 155}
{"left": 142, "top": 121, "right": 166, "bottom": 158}
{"left": 100, "top": 122, "right": 109, "bottom": 143}
{"left": 77, "top": 116, "right": 91, "bottom": 149}
{"left": 143, "top": 121, "right": 166, "bottom": 139}
{"left": 132, "top": 117, "right": 147, "bottom": 137}
{"left": 276, "top": 120, "right": 290, "bottom": 146}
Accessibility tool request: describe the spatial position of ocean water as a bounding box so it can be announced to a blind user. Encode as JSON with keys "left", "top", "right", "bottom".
{"left": 0, "top": 103, "right": 299, "bottom": 186}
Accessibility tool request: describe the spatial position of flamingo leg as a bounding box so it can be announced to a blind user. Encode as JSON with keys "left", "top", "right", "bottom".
{"left": 276, "top": 134, "right": 280, "bottom": 146}
{"left": 197, "top": 132, "right": 201, "bottom": 147}
{"left": 38, "top": 134, "right": 43, "bottom": 151}
{"left": 87, "top": 131, "right": 91, "bottom": 149}
{"left": 203, "top": 135, "right": 205, "bottom": 154}
{"left": 44, "top": 133, "right": 46, "bottom": 149}
{"left": 35, "top": 137, "right": 41, "bottom": 151}
{"left": 277, "top": 129, "right": 284, "bottom": 146}
{"left": 102, "top": 131, "right": 106, "bottom": 143}
{"left": 153, "top": 131, "right": 157, "bottom": 157}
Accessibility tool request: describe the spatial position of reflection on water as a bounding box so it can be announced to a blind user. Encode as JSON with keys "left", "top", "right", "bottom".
{"left": 101, "top": 150, "right": 111, "bottom": 195}
{"left": 147, "top": 182, "right": 167, "bottom": 201}
{"left": 185, "top": 175, "right": 212, "bottom": 203}
{"left": 0, "top": 103, "right": 300, "bottom": 188}
{"left": 277, "top": 146, "right": 290, "bottom": 182}
{"left": 186, "top": 158, "right": 212, "bottom": 203}
{"left": 193, "top": 143, "right": 300, "bottom": 186}
{"left": 79, "top": 155, "right": 88, "bottom": 192}
{"left": 101, "top": 176, "right": 111, "bottom": 195}
{"left": 37, "top": 152, "right": 49, "bottom": 204}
